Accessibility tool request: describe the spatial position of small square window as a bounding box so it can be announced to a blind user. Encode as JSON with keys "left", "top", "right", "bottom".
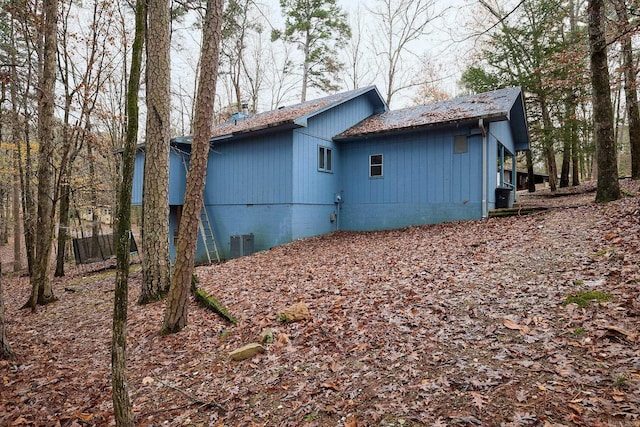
{"left": 454, "top": 135, "right": 468, "bottom": 154}
{"left": 370, "top": 154, "right": 383, "bottom": 177}
{"left": 318, "top": 145, "right": 332, "bottom": 172}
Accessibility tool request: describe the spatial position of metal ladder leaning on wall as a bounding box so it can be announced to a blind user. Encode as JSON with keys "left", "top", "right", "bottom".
{"left": 178, "top": 149, "right": 220, "bottom": 264}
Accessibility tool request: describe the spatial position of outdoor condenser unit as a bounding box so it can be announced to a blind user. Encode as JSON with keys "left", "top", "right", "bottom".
{"left": 230, "top": 233, "right": 254, "bottom": 258}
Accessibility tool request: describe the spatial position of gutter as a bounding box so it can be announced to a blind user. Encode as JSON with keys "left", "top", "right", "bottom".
{"left": 479, "top": 118, "right": 488, "bottom": 218}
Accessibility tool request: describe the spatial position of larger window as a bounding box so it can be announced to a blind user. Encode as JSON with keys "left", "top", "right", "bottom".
{"left": 370, "top": 154, "right": 383, "bottom": 177}
{"left": 318, "top": 145, "right": 332, "bottom": 172}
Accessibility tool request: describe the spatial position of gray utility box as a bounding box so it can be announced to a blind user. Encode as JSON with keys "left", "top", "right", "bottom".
{"left": 230, "top": 234, "right": 254, "bottom": 258}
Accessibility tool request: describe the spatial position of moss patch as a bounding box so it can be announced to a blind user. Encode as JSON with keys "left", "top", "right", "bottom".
{"left": 563, "top": 290, "right": 613, "bottom": 307}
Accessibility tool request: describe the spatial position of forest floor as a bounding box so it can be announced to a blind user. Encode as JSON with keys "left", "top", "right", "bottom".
{"left": 1, "top": 180, "right": 640, "bottom": 427}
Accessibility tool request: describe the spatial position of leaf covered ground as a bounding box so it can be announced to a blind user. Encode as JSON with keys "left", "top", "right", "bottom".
{"left": 1, "top": 181, "right": 640, "bottom": 426}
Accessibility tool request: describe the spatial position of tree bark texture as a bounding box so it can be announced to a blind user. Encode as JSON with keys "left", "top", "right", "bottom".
{"left": 111, "top": 0, "right": 146, "bottom": 425}
{"left": 613, "top": 0, "right": 640, "bottom": 180}
{"left": 526, "top": 150, "right": 536, "bottom": 193}
{"left": 162, "top": 0, "right": 224, "bottom": 334}
{"left": 30, "top": 0, "right": 59, "bottom": 310}
{"left": 9, "top": 23, "right": 35, "bottom": 277}
{"left": 140, "top": 0, "right": 172, "bottom": 304}
{"left": 588, "top": 0, "right": 621, "bottom": 203}
{"left": 13, "top": 147, "right": 22, "bottom": 272}
{"left": 0, "top": 264, "right": 15, "bottom": 359}
{"left": 539, "top": 94, "right": 558, "bottom": 191}
{"left": 54, "top": 182, "right": 70, "bottom": 277}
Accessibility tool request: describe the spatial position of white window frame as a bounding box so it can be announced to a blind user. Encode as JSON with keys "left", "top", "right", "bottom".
{"left": 369, "top": 154, "right": 383, "bottom": 177}
{"left": 318, "top": 145, "right": 333, "bottom": 172}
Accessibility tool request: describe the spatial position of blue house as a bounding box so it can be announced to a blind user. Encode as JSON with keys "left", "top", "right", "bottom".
{"left": 132, "top": 85, "right": 529, "bottom": 262}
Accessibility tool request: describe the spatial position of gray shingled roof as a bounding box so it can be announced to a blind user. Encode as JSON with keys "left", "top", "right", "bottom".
{"left": 336, "top": 87, "right": 523, "bottom": 139}
{"left": 210, "top": 85, "right": 384, "bottom": 139}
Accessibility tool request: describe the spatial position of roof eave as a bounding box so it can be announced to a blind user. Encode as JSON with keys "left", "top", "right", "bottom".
{"left": 211, "top": 121, "right": 301, "bottom": 143}
{"left": 334, "top": 112, "right": 508, "bottom": 142}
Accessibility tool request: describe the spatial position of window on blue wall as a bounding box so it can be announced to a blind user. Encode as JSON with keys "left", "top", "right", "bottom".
{"left": 454, "top": 135, "right": 468, "bottom": 154}
{"left": 318, "top": 146, "right": 332, "bottom": 172}
{"left": 370, "top": 154, "right": 383, "bottom": 177}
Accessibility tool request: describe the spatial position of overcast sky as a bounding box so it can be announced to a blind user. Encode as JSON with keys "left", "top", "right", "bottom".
{"left": 169, "top": 0, "right": 480, "bottom": 124}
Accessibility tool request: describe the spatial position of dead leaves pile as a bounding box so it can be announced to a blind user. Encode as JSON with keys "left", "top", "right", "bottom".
{"left": 1, "top": 180, "right": 639, "bottom": 426}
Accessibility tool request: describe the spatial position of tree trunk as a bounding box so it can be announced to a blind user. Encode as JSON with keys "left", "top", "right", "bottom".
{"left": 614, "top": 0, "right": 640, "bottom": 180}
{"left": 140, "top": 0, "right": 171, "bottom": 305}
{"left": 13, "top": 146, "right": 22, "bottom": 272}
{"left": 162, "top": 0, "right": 223, "bottom": 334}
{"left": 111, "top": 0, "right": 146, "bottom": 424}
{"left": 0, "top": 264, "right": 15, "bottom": 360}
{"left": 29, "top": 0, "right": 59, "bottom": 310}
{"left": 588, "top": 0, "right": 620, "bottom": 202}
{"left": 540, "top": 94, "right": 558, "bottom": 191}
{"left": 301, "top": 30, "right": 309, "bottom": 102}
{"left": 560, "top": 137, "right": 571, "bottom": 188}
{"left": 526, "top": 150, "right": 536, "bottom": 192}
{"left": 54, "top": 181, "right": 70, "bottom": 277}
{"left": 9, "top": 20, "right": 31, "bottom": 276}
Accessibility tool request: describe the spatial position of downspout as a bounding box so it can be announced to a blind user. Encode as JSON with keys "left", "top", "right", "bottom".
{"left": 479, "top": 118, "right": 488, "bottom": 218}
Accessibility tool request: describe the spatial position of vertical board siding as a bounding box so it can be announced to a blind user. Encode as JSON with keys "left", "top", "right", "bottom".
{"left": 132, "top": 153, "right": 144, "bottom": 205}
{"left": 131, "top": 149, "right": 186, "bottom": 205}
{"left": 205, "top": 131, "right": 293, "bottom": 204}
{"left": 293, "top": 95, "right": 376, "bottom": 204}
{"left": 339, "top": 126, "right": 484, "bottom": 230}
{"left": 168, "top": 150, "right": 187, "bottom": 205}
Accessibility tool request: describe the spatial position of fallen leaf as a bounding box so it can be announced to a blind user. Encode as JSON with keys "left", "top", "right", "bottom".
{"left": 74, "top": 412, "right": 94, "bottom": 422}
{"left": 345, "top": 415, "right": 357, "bottom": 427}
{"left": 502, "top": 318, "right": 530, "bottom": 335}
{"left": 320, "top": 382, "right": 340, "bottom": 391}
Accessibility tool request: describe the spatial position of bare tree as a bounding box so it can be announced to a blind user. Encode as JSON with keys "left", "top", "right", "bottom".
{"left": 343, "top": 4, "right": 374, "bottom": 90}
{"left": 55, "top": 0, "right": 117, "bottom": 277}
{"left": 613, "top": 0, "right": 640, "bottom": 180}
{"left": 267, "top": 40, "right": 299, "bottom": 109}
{"left": 368, "top": 0, "right": 439, "bottom": 106}
{"left": 112, "top": 0, "right": 145, "bottom": 423}
{"left": 162, "top": 0, "right": 223, "bottom": 334}
{"left": 588, "top": 0, "right": 620, "bottom": 202}
{"left": 29, "top": 0, "right": 59, "bottom": 310}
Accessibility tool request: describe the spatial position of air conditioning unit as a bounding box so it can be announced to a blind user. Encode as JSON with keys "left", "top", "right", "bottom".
{"left": 230, "top": 233, "right": 254, "bottom": 258}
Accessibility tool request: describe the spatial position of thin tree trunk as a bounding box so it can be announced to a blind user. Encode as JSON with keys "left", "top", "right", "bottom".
{"left": 571, "top": 115, "right": 580, "bottom": 186}
{"left": 540, "top": 94, "right": 558, "bottom": 191}
{"left": 9, "top": 16, "right": 34, "bottom": 278}
{"left": 526, "top": 150, "right": 536, "bottom": 192}
{"left": 13, "top": 147, "right": 21, "bottom": 272}
{"left": 111, "top": 0, "right": 146, "bottom": 424}
{"left": 588, "top": 0, "right": 620, "bottom": 202}
{"left": 54, "top": 180, "right": 70, "bottom": 277}
{"left": 560, "top": 136, "right": 571, "bottom": 187}
{"left": 301, "top": 31, "right": 309, "bottom": 102}
{"left": 162, "top": 0, "right": 224, "bottom": 334}
{"left": 140, "top": 0, "right": 171, "bottom": 304}
{"left": 614, "top": 0, "right": 640, "bottom": 179}
{"left": 29, "top": 0, "right": 59, "bottom": 310}
{"left": 0, "top": 264, "right": 15, "bottom": 360}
